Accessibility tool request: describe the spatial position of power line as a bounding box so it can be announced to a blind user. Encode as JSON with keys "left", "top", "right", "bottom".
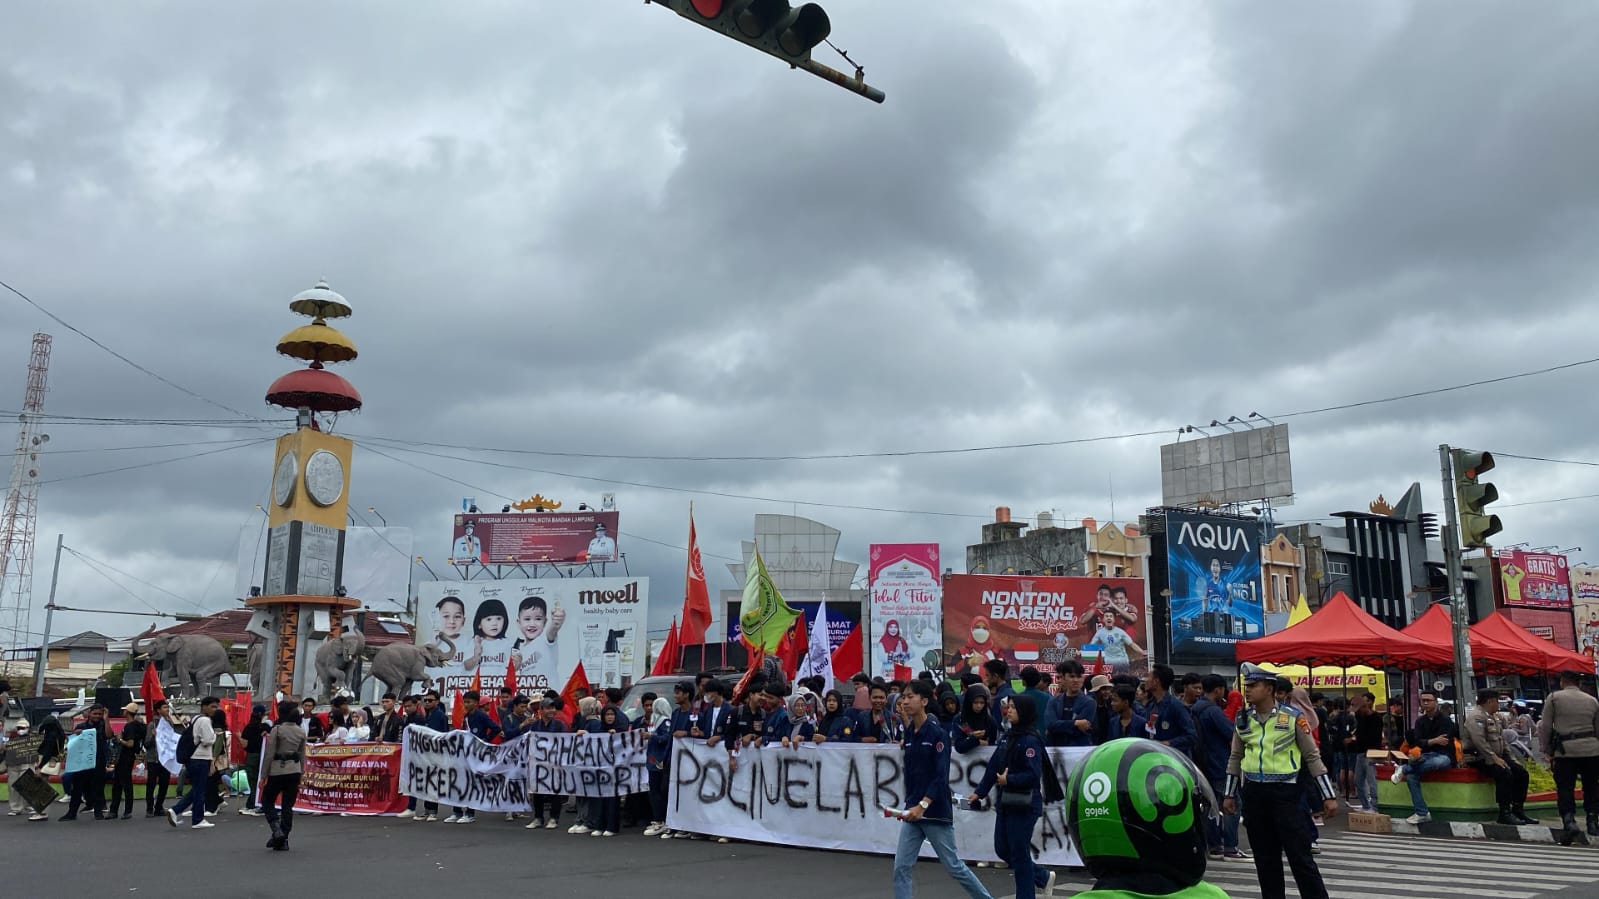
{"left": 1499, "top": 493, "right": 1599, "bottom": 509}
{"left": 0, "top": 276, "right": 268, "bottom": 421}
{"left": 61, "top": 547, "right": 169, "bottom": 618}
{"left": 42, "top": 437, "right": 274, "bottom": 455}
{"left": 361, "top": 437, "right": 1068, "bottom": 521}
{"left": 64, "top": 545, "right": 208, "bottom": 614}
{"left": 1494, "top": 452, "right": 1599, "bottom": 468}
{"left": 346, "top": 354, "right": 1599, "bottom": 464}
{"left": 39, "top": 437, "right": 274, "bottom": 485}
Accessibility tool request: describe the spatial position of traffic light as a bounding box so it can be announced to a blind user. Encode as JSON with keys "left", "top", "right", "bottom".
{"left": 667, "top": 0, "right": 832, "bottom": 62}
{"left": 1450, "top": 449, "right": 1502, "bottom": 547}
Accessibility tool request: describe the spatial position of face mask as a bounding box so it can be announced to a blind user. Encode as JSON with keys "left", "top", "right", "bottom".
{"left": 972, "top": 628, "right": 989, "bottom": 643}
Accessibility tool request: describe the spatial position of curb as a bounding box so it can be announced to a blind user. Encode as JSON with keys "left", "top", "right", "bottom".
{"left": 1388, "top": 817, "right": 1595, "bottom": 846}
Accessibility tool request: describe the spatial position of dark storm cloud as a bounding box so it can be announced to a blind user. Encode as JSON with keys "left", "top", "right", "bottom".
{"left": 3, "top": 2, "right": 1599, "bottom": 644}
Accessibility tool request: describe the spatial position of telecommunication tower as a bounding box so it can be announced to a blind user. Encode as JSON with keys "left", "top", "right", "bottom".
{"left": 0, "top": 333, "right": 52, "bottom": 662}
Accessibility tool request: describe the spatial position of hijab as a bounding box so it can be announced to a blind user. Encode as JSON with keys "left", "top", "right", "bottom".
{"left": 818, "top": 690, "right": 847, "bottom": 733}
{"left": 960, "top": 684, "right": 993, "bottom": 733}
{"left": 650, "top": 697, "right": 672, "bottom": 730}
{"left": 1288, "top": 688, "right": 1318, "bottom": 732}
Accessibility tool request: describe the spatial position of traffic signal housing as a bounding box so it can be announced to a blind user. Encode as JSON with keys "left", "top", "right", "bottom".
{"left": 1451, "top": 449, "right": 1502, "bottom": 548}
{"left": 666, "top": 0, "right": 833, "bottom": 64}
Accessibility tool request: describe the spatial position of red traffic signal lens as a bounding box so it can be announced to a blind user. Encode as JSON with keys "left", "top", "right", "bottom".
{"left": 690, "top": 0, "right": 724, "bottom": 16}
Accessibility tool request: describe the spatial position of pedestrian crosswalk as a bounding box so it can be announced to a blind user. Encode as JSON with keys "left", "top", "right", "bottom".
{"left": 992, "top": 831, "right": 1599, "bottom": 899}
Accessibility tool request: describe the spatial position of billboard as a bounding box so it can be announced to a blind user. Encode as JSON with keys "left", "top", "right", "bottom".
{"left": 868, "top": 544, "right": 943, "bottom": 680}
{"left": 941, "top": 575, "right": 1149, "bottom": 678}
{"left": 1160, "top": 423, "right": 1293, "bottom": 507}
{"left": 417, "top": 577, "right": 648, "bottom": 693}
{"left": 1497, "top": 550, "right": 1572, "bottom": 610}
{"left": 1165, "top": 510, "right": 1263, "bottom": 665}
{"left": 725, "top": 600, "right": 859, "bottom": 655}
{"left": 1573, "top": 565, "right": 1599, "bottom": 675}
{"left": 450, "top": 511, "right": 620, "bottom": 566}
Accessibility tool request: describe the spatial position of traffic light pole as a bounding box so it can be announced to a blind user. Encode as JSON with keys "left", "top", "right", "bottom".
{"left": 1438, "top": 445, "right": 1474, "bottom": 705}
{"left": 798, "top": 58, "right": 886, "bottom": 103}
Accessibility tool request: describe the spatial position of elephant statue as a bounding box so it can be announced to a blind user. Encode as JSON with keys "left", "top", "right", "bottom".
{"left": 314, "top": 631, "right": 366, "bottom": 699}
{"left": 369, "top": 637, "right": 455, "bottom": 698}
{"left": 133, "top": 627, "right": 231, "bottom": 698}
{"left": 245, "top": 641, "right": 269, "bottom": 696}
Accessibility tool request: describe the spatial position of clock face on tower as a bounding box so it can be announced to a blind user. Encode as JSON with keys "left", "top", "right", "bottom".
{"left": 305, "top": 450, "right": 345, "bottom": 507}
{"left": 273, "top": 452, "right": 299, "bottom": 506}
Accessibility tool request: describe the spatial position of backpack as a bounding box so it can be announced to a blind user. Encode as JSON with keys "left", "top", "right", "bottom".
{"left": 176, "top": 718, "right": 199, "bottom": 764}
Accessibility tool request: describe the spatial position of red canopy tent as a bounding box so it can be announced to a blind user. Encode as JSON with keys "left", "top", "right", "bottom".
{"left": 1472, "top": 611, "right": 1593, "bottom": 674}
{"left": 1234, "top": 592, "right": 1452, "bottom": 670}
{"left": 1401, "top": 603, "right": 1539, "bottom": 675}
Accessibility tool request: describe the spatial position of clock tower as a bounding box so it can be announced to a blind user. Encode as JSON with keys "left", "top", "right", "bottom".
{"left": 250, "top": 280, "right": 364, "bottom": 699}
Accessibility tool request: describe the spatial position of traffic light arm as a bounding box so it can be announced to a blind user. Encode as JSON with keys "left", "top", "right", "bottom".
{"left": 645, "top": 0, "right": 887, "bottom": 103}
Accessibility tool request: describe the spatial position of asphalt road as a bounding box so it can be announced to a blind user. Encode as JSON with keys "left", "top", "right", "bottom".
{"left": 2, "top": 808, "right": 1597, "bottom": 899}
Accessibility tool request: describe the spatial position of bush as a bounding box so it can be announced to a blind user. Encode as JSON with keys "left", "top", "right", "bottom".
{"left": 1526, "top": 759, "right": 1556, "bottom": 795}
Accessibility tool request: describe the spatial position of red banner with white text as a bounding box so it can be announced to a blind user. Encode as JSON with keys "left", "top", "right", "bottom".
{"left": 294, "top": 743, "right": 408, "bottom": 815}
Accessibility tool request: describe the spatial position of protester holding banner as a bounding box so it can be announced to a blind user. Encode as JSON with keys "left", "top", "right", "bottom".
{"left": 644, "top": 695, "right": 676, "bottom": 836}
{"left": 61, "top": 703, "right": 109, "bottom": 821}
{"left": 524, "top": 697, "right": 567, "bottom": 830}
{"left": 585, "top": 704, "right": 627, "bottom": 836}
{"left": 260, "top": 699, "right": 308, "bottom": 851}
{"left": 145, "top": 699, "right": 176, "bottom": 817}
{"left": 969, "top": 695, "right": 1056, "bottom": 899}
{"left": 4, "top": 719, "right": 41, "bottom": 817}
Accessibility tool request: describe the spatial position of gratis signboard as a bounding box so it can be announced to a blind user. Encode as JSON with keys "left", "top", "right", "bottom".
{"left": 1497, "top": 550, "right": 1572, "bottom": 610}
{"left": 1165, "top": 510, "right": 1263, "bottom": 665}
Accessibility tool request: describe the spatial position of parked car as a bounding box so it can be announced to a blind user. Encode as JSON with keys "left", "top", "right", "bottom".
{"left": 618, "top": 673, "right": 740, "bottom": 725}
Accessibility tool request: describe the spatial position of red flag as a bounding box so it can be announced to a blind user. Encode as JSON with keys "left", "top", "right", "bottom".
{"left": 651, "top": 619, "right": 681, "bottom": 677}
{"left": 556, "top": 662, "right": 590, "bottom": 727}
{"left": 893, "top": 664, "right": 914, "bottom": 682}
{"left": 504, "top": 656, "right": 519, "bottom": 699}
{"left": 679, "top": 507, "right": 713, "bottom": 646}
{"left": 778, "top": 614, "right": 808, "bottom": 680}
{"left": 732, "top": 648, "right": 765, "bottom": 704}
{"left": 829, "top": 624, "right": 864, "bottom": 682}
{"left": 139, "top": 662, "right": 165, "bottom": 716}
{"left": 453, "top": 669, "right": 481, "bottom": 730}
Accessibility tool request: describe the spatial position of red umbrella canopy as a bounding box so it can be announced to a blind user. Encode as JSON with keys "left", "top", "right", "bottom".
{"left": 1471, "top": 612, "right": 1593, "bottom": 674}
{"left": 1403, "top": 603, "right": 1539, "bottom": 675}
{"left": 1235, "top": 592, "right": 1452, "bottom": 670}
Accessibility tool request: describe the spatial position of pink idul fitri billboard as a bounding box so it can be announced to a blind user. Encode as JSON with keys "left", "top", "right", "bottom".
{"left": 868, "top": 544, "right": 942, "bottom": 680}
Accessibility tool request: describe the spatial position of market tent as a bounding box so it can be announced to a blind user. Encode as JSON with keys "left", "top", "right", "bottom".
{"left": 1400, "top": 603, "right": 1539, "bottom": 675}
{"left": 1273, "top": 596, "right": 1387, "bottom": 700}
{"left": 1471, "top": 611, "right": 1594, "bottom": 674}
{"left": 1235, "top": 591, "right": 1452, "bottom": 670}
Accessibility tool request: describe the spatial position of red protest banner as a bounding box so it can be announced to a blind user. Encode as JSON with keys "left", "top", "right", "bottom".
{"left": 294, "top": 743, "right": 409, "bottom": 816}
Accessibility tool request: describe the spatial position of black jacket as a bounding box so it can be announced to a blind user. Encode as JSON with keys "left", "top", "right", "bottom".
{"left": 1407, "top": 713, "right": 1459, "bottom": 763}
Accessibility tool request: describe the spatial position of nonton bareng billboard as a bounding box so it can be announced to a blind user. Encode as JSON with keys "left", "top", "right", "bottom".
{"left": 1165, "top": 510, "right": 1262, "bottom": 665}
{"left": 942, "top": 575, "right": 1148, "bottom": 678}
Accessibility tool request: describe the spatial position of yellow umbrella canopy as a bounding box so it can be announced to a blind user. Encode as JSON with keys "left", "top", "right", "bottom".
{"left": 277, "top": 320, "right": 358, "bottom": 364}
{"left": 288, "top": 279, "right": 353, "bottom": 319}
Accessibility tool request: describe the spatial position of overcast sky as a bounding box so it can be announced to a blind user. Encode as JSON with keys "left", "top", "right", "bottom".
{"left": 3, "top": 1, "right": 1598, "bottom": 651}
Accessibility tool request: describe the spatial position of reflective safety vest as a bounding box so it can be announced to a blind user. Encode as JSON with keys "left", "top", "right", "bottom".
{"left": 1236, "top": 703, "right": 1304, "bottom": 783}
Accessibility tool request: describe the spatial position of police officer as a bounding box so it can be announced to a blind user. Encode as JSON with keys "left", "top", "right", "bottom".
{"left": 1223, "top": 663, "right": 1338, "bottom": 899}
{"left": 1065, "top": 738, "right": 1228, "bottom": 899}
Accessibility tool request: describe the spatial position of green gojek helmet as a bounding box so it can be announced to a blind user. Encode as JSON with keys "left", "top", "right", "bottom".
{"left": 1066, "top": 738, "right": 1218, "bottom": 887}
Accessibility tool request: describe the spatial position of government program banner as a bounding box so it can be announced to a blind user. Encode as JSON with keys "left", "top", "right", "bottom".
{"left": 667, "top": 740, "right": 1089, "bottom": 865}
{"left": 296, "top": 743, "right": 410, "bottom": 816}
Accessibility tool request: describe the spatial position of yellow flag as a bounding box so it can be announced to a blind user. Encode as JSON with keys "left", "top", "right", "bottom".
{"left": 739, "top": 549, "right": 800, "bottom": 653}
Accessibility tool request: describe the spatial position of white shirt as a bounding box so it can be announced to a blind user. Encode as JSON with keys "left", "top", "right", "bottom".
{"left": 451, "top": 535, "right": 482, "bottom": 563}
{"left": 587, "top": 536, "right": 617, "bottom": 560}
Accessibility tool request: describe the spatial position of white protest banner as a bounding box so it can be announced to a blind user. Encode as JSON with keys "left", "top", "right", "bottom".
{"left": 527, "top": 729, "right": 651, "bottom": 797}
{"left": 156, "top": 719, "right": 181, "bottom": 775}
{"left": 399, "top": 725, "right": 532, "bottom": 813}
{"left": 668, "top": 740, "right": 1089, "bottom": 865}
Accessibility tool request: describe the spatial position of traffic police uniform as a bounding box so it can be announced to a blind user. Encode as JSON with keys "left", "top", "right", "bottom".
{"left": 1225, "top": 663, "right": 1336, "bottom": 899}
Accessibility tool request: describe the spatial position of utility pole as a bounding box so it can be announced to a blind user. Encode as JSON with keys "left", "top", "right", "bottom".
{"left": 1438, "top": 446, "right": 1474, "bottom": 703}
{"left": 32, "top": 534, "right": 62, "bottom": 693}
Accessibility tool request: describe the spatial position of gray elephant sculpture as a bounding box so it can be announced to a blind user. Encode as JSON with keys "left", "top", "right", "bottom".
{"left": 314, "top": 631, "right": 366, "bottom": 699}
{"left": 134, "top": 627, "right": 231, "bottom": 697}
{"left": 369, "top": 637, "right": 455, "bottom": 698}
{"left": 245, "top": 641, "right": 269, "bottom": 696}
